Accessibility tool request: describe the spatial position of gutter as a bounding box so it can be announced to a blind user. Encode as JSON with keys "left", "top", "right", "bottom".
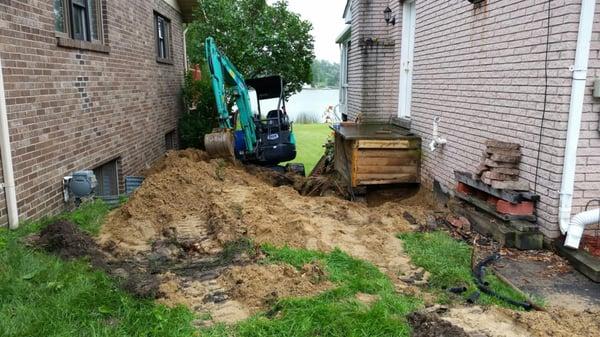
{"left": 0, "top": 56, "right": 19, "bottom": 229}
{"left": 559, "top": 0, "right": 599, "bottom": 249}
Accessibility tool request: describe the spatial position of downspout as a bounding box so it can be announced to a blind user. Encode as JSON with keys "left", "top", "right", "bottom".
{"left": 183, "top": 27, "right": 189, "bottom": 72}
{"left": 559, "top": 0, "right": 599, "bottom": 249}
{"left": 0, "top": 56, "right": 19, "bottom": 229}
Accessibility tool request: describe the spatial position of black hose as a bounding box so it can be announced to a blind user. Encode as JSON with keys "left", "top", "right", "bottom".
{"left": 472, "top": 253, "right": 534, "bottom": 310}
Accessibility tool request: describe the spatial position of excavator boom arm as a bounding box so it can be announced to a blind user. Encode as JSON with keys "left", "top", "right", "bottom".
{"left": 204, "top": 37, "right": 256, "bottom": 153}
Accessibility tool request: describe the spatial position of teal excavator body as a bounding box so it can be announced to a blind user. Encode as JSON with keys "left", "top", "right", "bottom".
{"left": 204, "top": 37, "right": 298, "bottom": 167}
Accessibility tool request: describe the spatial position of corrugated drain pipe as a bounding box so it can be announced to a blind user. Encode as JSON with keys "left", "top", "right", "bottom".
{"left": 0, "top": 56, "right": 19, "bottom": 229}
{"left": 559, "top": 0, "right": 599, "bottom": 249}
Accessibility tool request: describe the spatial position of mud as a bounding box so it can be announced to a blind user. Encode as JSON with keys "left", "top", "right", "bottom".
{"left": 407, "top": 311, "right": 470, "bottom": 337}
{"left": 37, "top": 220, "right": 101, "bottom": 261}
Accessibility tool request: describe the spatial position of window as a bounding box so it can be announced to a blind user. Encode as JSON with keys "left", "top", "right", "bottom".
{"left": 54, "top": 0, "right": 104, "bottom": 43}
{"left": 155, "top": 13, "right": 172, "bottom": 63}
{"left": 93, "top": 159, "right": 119, "bottom": 197}
{"left": 165, "top": 130, "right": 177, "bottom": 151}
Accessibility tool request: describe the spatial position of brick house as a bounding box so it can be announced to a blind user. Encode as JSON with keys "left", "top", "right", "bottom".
{"left": 338, "top": 0, "right": 600, "bottom": 241}
{"left": 0, "top": 0, "right": 199, "bottom": 227}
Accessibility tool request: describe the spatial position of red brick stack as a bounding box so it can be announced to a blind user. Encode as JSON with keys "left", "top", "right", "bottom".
{"left": 475, "top": 140, "right": 530, "bottom": 191}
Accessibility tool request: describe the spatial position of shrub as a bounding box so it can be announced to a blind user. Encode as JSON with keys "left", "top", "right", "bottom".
{"left": 179, "top": 67, "right": 219, "bottom": 149}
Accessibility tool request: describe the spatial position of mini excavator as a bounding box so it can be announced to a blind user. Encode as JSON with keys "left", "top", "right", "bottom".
{"left": 203, "top": 37, "right": 304, "bottom": 174}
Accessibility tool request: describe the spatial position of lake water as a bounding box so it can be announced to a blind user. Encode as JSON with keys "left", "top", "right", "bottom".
{"left": 249, "top": 88, "right": 340, "bottom": 123}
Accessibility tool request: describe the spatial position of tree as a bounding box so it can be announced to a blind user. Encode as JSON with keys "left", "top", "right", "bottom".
{"left": 186, "top": 0, "right": 315, "bottom": 98}
{"left": 311, "top": 60, "right": 340, "bottom": 88}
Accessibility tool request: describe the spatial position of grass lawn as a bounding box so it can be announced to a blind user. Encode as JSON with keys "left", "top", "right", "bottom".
{"left": 203, "top": 246, "right": 422, "bottom": 337}
{"left": 0, "top": 201, "right": 196, "bottom": 337}
{"left": 0, "top": 201, "right": 537, "bottom": 336}
{"left": 288, "top": 123, "right": 333, "bottom": 173}
{"left": 399, "top": 231, "right": 537, "bottom": 309}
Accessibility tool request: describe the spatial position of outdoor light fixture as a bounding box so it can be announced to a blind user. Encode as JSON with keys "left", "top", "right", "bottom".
{"left": 384, "top": 6, "right": 396, "bottom": 26}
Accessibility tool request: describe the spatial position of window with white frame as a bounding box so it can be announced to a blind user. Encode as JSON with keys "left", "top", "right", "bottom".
{"left": 54, "top": 0, "right": 104, "bottom": 43}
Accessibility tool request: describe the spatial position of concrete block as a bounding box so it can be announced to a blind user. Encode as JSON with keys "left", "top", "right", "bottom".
{"left": 558, "top": 245, "right": 600, "bottom": 283}
{"left": 491, "top": 180, "right": 531, "bottom": 191}
{"left": 485, "top": 140, "right": 521, "bottom": 150}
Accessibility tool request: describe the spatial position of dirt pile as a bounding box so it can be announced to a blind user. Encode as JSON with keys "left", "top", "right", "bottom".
{"left": 99, "top": 149, "right": 424, "bottom": 279}
{"left": 157, "top": 262, "right": 332, "bottom": 325}
{"left": 504, "top": 306, "right": 600, "bottom": 337}
{"left": 96, "top": 149, "right": 430, "bottom": 323}
{"left": 37, "top": 220, "right": 100, "bottom": 260}
{"left": 407, "top": 311, "right": 470, "bottom": 337}
{"left": 219, "top": 262, "right": 332, "bottom": 311}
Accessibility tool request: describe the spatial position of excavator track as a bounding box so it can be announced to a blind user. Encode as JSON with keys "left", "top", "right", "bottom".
{"left": 204, "top": 129, "right": 235, "bottom": 160}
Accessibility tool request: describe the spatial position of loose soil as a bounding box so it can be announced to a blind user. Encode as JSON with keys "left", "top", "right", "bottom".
{"left": 37, "top": 220, "right": 101, "bottom": 261}
{"left": 407, "top": 311, "right": 470, "bottom": 337}
{"left": 95, "top": 149, "right": 429, "bottom": 323}
{"left": 36, "top": 150, "right": 600, "bottom": 334}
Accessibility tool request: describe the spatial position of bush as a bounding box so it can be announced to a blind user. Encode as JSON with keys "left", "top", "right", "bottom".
{"left": 179, "top": 68, "right": 219, "bottom": 149}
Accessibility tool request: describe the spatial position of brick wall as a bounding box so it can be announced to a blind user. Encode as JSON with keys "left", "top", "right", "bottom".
{"left": 347, "top": 0, "right": 401, "bottom": 122}
{"left": 575, "top": 0, "right": 600, "bottom": 217}
{"left": 0, "top": 0, "right": 185, "bottom": 225}
{"left": 348, "top": 0, "right": 600, "bottom": 238}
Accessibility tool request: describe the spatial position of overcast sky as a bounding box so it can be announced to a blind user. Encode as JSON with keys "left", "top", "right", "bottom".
{"left": 268, "top": 0, "right": 348, "bottom": 63}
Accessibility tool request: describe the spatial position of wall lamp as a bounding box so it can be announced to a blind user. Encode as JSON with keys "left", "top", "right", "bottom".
{"left": 384, "top": 6, "right": 396, "bottom": 26}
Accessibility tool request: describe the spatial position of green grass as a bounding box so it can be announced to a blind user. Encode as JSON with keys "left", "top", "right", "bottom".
{"left": 289, "top": 123, "right": 332, "bottom": 173}
{"left": 399, "top": 231, "right": 534, "bottom": 308}
{"left": 0, "top": 201, "right": 538, "bottom": 336}
{"left": 0, "top": 201, "right": 197, "bottom": 337}
{"left": 202, "top": 246, "right": 422, "bottom": 337}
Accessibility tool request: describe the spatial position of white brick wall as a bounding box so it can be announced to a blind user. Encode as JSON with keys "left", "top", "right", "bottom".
{"left": 347, "top": 0, "right": 600, "bottom": 239}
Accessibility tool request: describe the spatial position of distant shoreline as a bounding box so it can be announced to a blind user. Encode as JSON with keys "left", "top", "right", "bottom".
{"left": 301, "top": 87, "right": 339, "bottom": 91}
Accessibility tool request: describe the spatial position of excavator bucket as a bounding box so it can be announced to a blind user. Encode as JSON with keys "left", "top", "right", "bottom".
{"left": 204, "top": 129, "right": 235, "bottom": 160}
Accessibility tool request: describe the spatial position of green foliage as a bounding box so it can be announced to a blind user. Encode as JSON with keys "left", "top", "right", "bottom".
{"left": 187, "top": 0, "right": 315, "bottom": 98}
{"left": 180, "top": 70, "right": 219, "bottom": 149}
{"left": 399, "top": 231, "right": 535, "bottom": 308}
{"left": 311, "top": 60, "right": 340, "bottom": 88}
{"left": 203, "top": 246, "right": 422, "bottom": 337}
{"left": 0, "top": 203, "right": 195, "bottom": 337}
{"left": 63, "top": 200, "right": 111, "bottom": 236}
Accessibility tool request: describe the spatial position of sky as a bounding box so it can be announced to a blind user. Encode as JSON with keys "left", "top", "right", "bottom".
{"left": 268, "top": 0, "right": 348, "bottom": 63}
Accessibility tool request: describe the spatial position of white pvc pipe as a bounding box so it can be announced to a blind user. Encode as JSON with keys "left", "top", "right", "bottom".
{"left": 0, "top": 57, "right": 19, "bottom": 229}
{"left": 183, "top": 27, "right": 189, "bottom": 72}
{"left": 565, "top": 209, "right": 600, "bottom": 249}
{"left": 558, "top": 0, "right": 598, "bottom": 248}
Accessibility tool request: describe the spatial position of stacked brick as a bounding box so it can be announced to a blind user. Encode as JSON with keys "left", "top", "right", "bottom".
{"left": 475, "top": 140, "right": 530, "bottom": 191}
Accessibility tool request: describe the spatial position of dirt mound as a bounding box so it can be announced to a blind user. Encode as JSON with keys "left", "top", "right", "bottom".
{"left": 219, "top": 262, "right": 332, "bottom": 311}
{"left": 37, "top": 220, "right": 100, "bottom": 260}
{"left": 157, "top": 262, "right": 332, "bottom": 325}
{"left": 97, "top": 149, "right": 429, "bottom": 323}
{"left": 504, "top": 306, "right": 600, "bottom": 337}
{"left": 99, "top": 149, "right": 422, "bottom": 279}
{"left": 407, "top": 311, "right": 470, "bottom": 337}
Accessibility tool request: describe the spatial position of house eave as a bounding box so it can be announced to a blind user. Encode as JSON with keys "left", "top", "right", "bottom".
{"left": 336, "top": 25, "right": 351, "bottom": 44}
{"left": 176, "top": 0, "right": 198, "bottom": 23}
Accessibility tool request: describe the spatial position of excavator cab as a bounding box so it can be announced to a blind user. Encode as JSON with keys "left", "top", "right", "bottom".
{"left": 243, "top": 76, "right": 297, "bottom": 166}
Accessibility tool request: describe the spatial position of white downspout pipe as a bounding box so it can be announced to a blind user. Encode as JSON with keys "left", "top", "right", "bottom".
{"left": 559, "top": 0, "right": 599, "bottom": 249}
{"left": 0, "top": 57, "right": 19, "bottom": 229}
{"left": 183, "top": 27, "right": 189, "bottom": 72}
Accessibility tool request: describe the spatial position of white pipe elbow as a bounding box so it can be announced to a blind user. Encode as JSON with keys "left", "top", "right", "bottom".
{"left": 564, "top": 208, "right": 600, "bottom": 249}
